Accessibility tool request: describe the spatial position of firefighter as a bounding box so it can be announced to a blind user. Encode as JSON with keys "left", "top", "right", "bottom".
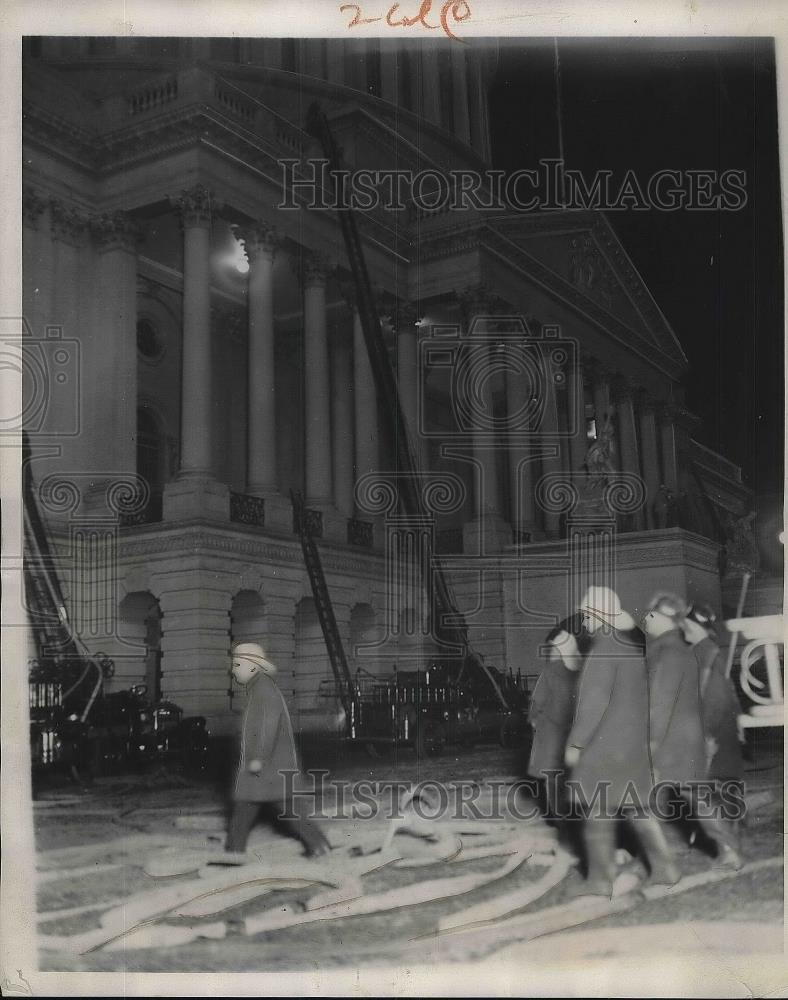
{"left": 643, "top": 594, "right": 743, "bottom": 870}
{"left": 681, "top": 603, "right": 745, "bottom": 787}
{"left": 527, "top": 616, "right": 587, "bottom": 819}
{"left": 221, "top": 642, "right": 331, "bottom": 862}
{"left": 566, "top": 587, "right": 679, "bottom": 896}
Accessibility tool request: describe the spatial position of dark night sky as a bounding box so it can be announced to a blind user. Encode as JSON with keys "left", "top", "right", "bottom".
{"left": 488, "top": 37, "right": 784, "bottom": 500}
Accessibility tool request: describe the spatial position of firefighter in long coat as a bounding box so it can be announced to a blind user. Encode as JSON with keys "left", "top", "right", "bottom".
{"left": 643, "top": 594, "right": 743, "bottom": 869}
{"left": 223, "top": 642, "right": 331, "bottom": 860}
{"left": 565, "top": 587, "right": 679, "bottom": 896}
{"left": 681, "top": 604, "right": 745, "bottom": 786}
{"left": 527, "top": 616, "right": 588, "bottom": 818}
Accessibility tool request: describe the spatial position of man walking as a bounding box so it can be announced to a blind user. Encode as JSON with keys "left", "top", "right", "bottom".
{"left": 223, "top": 642, "right": 331, "bottom": 861}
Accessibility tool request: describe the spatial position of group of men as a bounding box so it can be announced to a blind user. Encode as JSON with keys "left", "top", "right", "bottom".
{"left": 528, "top": 585, "right": 745, "bottom": 896}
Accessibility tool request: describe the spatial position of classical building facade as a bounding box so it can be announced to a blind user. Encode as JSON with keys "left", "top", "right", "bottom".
{"left": 22, "top": 37, "right": 750, "bottom": 733}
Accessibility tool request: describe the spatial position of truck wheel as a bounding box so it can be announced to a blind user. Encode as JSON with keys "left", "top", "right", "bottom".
{"left": 499, "top": 718, "right": 522, "bottom": 749}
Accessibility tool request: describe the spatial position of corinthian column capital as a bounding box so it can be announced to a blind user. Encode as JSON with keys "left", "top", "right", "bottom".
{"left": 236, "top": 221, "right": 280, "bottom": 263}
{"left": 23, "top": 185, "right": 48, "bottom": 229}
{"left": 170, "top": 184, "right": 221, "bottom": 229}
{"left": 49, "top": 199, "right": 89, "bottom": 246}
{"left": 90, "top": 211, "right": 141, "bottom": 253}
{"left": 294, "top": 249, "right": 330, "bottom": 288}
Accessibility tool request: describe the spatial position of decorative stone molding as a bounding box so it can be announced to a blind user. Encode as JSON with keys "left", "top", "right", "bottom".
{"left": 296, "top": 249, "right": 330, "bottom": 287}
{"left": 230, "top": 492, "right": 266, "bottom": 527}
{"left": 568, "top": 233, "right": 615, "bottom": 306}
{"left": 347, "top": 517, "right": 374, "bottom": 548}
{"left": 455, "top": 281, "right": 510, "bottom": 326}
{"left": 236, "top": 221, "right": 279, "bottom": 263}
{"left": 22, "top": 185, "right": 48, "bottom": 229}
{"left": 90, "top": 210, "right": 141, "bottom": 253}
{"left": 169, "top": 183, "right": 220, "bottom": 229}
{"left": 49, "top": 198, "right": 89, "bottom": 246}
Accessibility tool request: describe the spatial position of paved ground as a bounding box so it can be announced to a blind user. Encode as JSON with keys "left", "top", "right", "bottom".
{"left": 32, "top": 735, "right": 783, "bottom": 975}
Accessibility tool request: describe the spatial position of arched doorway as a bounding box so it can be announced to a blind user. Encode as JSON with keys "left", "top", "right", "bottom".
{"left": 229, "top": 590, "right": 266, "bottom": 711}
{"left": 117, "top": 591, "right": 162, "bottom": 698}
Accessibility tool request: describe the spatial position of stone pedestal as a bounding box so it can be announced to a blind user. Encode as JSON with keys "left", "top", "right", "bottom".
{"left": 463, "top": 512, "right": 512, "bottom": 555}
{"left": 163, "top": 475, "right": 230, "bottom": 522}
{"left": 501, "top": 527, "right": 721, "bottom": 688}
{"left": 261, "top": 492, "right": 296, "bottom": 535}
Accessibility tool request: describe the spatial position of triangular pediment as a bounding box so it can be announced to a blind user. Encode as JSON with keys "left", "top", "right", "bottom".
{"left": 487, "top": 212, "right": 688, "bottom": 371}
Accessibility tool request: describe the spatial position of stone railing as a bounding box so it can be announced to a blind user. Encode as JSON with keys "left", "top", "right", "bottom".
{"left": 118, "top": 494, "right": 163, "bottom": 528}
{"left": 127, "top": 75, "right": 179, "bottom": 116}
{"left": 230, "top": 492, "right": 266, "bottom": 528}
{"left": 347, "top": 517, "right": 373, "bottom": 548}
{"left": 293, "top": 505, "right": 323, "bottom": 539}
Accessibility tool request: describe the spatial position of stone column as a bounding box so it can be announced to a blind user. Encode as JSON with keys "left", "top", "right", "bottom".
{"left": 457, "top": 285, "right": 511, "bottom": 553}
{"left": 157, "top": 574, "right": 234, "bottom": 730}
{"left": 658, "top": 402, "right": 680, "bottom": 494}
{"left": 352, "top": 305, "right": 380, "bottom": 502}
{"left": 638, "top": 394, "right": 661, "bottom": 529}
{"left": 614, "top": 377, "right": 645, "bottom": 530}
{"left": 326, "top": 39, "right": 344, "bottom": 84}
{"left": 537, "top": 339, "right": 564, "bottom": 539}
{"left": 590, "top": 361, "right": 614, "bottom": 437}
{"left": 380, "top": 39, "right": 398, "bottom": 104}
{"left": 505, "top": 356, "right": 537, "bottom": 539}
{"left": 395, "top": 301, "right": 424, "bottom": 469}
{"left": 566, "top": 356, "right": 588, "bottom": 474}
{"left": 164, "top": 184, "right": 228, "bottom": 521}
{"left": 22, "top": 186, "right": 49, "bottom": 337}
{"left": 420, "top": 42, "right": 441, "bottom": 125}
{"left": 240, "top": 222, "right": 278, "bottom": 496}
{"left": 301, "top": 252, "right": 334, "bottom": 510}
{"left": 90, "top": 212, "right": 140, "bottom": 479}
{"left": 49, "top": 199, "right": 89, "bottom": 476}
{"left": 451, "top": 44, "right": 471, "bottom": 146}
{"left": 331, "top": 324, "right": 354, "bottom": 517}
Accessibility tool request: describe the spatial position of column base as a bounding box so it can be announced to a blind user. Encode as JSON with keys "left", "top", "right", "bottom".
{"left": 511, "top": 522, "right": 547, "bottom": 544}
{"left": 463, "top": 512, "right": 512, "bottom": 555}
{"left": 163, "top": 474, "right": 230, "bottom": 522}
{"left": 255, "top": 491, "right": 294, "bottom": 534}
{"left": 318, "top": 506, "right": 349, "bottom": 545}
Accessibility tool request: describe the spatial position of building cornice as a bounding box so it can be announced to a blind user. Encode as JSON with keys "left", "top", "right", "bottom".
{"left": 118, "top": 522, "right": 385, "bottom": 579}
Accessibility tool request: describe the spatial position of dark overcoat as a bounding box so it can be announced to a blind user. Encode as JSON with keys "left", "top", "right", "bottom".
{"left": 567, "top": 627, "right": 653, "bottom": 812}
{"left": 527, "top": 659, "right": 579, "bottom": 779}
{"left": 234, "top": 672, "right": 299, "bottom": 803}
{"left": 646, "top": 628, "right": 705, "bottom": 786}
{"left": 693, "top": 636, "right": 744, "bottom": 782}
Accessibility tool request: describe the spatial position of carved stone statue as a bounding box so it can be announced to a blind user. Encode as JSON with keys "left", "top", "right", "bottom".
{"left": 722, "top": 510, "right": 760, "bottom": 575}
{"left": 583, "top": 412, "right": 617, "bottom": 484}
{"left": 652, "top": 484, "right": 678, "bottom": 529}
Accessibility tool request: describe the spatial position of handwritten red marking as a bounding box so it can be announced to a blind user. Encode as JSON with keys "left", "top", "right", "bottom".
{"left": 342, "top": 0, "right": 471, "bottom": 41}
